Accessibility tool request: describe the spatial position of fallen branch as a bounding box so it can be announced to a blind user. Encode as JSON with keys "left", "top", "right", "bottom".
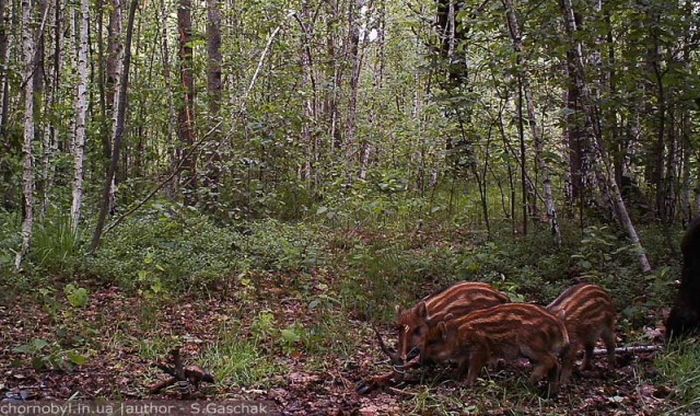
{"left": 148, "top": 348, "right": 214, "bottom": 395}
{"left": 371, "top": 325, "right": 396, "bottom": 361}
{"left": 593, "top": 345, "right": 662, "bottom": 355}
{"left": 356, "top": 356, "right": 421, "bottom": 395}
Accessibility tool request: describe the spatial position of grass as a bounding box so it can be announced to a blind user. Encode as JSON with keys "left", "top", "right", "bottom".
{"left": 657, "top": 338, "right": 700, "bottom": 413}
{"left": 0, "top": 193, "right": 692, "bottom": 413}
{"left": 200, "top": 330, "right": 284, "bottom": 388}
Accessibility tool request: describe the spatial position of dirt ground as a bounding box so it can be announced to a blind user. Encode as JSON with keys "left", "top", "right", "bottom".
{"left": 0, "top": 284, "right": 679, "bottom": 415}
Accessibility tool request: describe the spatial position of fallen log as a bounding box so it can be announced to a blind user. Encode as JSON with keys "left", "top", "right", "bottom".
{"left": 592, "top": 345, "right": 661, "bottom": 355}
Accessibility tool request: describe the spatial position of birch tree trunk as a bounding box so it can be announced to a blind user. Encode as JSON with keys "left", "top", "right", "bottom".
{"left": 41, "top": 0, "right": 60, "bottom": 215}
{"left": 561, "top": 0, "right": 652, "bottom": 272}
{"left": 503, "top": 0, "right": 561, "bottom": 246}
{"left": 91, "top": 0, "right": 137, "bottom": 252}
{"left": 41, "top": 0, "right": 62, "bottom": 216}
{"left": 0, "top": 0, "right": 7, "bottom": 137}
{"left": 106, "top": 0, "right": 123, "bottom": 213}
{"left": 16, "top": 0, "right": 35, "bottom": 269}
{"left": 70, "top": 0, "right": 90, "bottom": 233}
{"left": 106, "top": 0, "right": 123, "bottom": 117}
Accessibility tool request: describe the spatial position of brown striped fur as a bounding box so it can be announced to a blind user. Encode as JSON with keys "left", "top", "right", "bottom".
{"left": 547, "top": 283, "right": 616, "bottom": 385}
{"left": 396, "top": 282, "right": 509, "bottom": 363}
{"left": 421, "top": 303, "right": 569, "bottom": 396}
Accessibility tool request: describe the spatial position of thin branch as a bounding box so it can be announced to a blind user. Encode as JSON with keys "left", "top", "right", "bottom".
{"left": 103, "top": 121, "right": 222, "bottom": 236}
{"left": 242, "top": 11, "right": 295, "bottom": 103}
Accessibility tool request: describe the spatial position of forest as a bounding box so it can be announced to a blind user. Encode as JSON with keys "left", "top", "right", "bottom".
{"left": 1, "top": 0, "right": 700, "bottom": 413}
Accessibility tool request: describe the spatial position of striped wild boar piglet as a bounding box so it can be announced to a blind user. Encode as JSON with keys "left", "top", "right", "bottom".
{"left": 421, "top": 303, "right": 569, "bottom": 396}
{"left": 385, "top": 282, "right": 509, "bottom": 364}
{"left": 547, "top": 283, "right": 616, "bottom": 385}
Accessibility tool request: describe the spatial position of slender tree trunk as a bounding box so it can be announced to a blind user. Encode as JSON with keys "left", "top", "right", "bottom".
{"left": 91, "top": 0, "right": 137, "bottom": 252}
{"left": 70, "top": 0, "right": 89, "bottom": 232}
{"left": 561, "top": 0, "right": 652, "bottom": 272}
{"left": 566, "top": 48, "right": 585, "bottom": 206}
{"left": 361, "top": 0, "right": 385, "bottom": 181}
{"left": 41, "top": 0, "right": 60, "bottom": 214}
{"left": 503, "top": 0, "right": 561, "bottom": 245}
{"left": 296, "top": 2, "right": 317, "bottom": 183}
{"left": 105, "top": 0, "right": 123, "bottom": 212}
{"left": 324, "top": 0, "right": 342, "bottom": 150}
{"left": 517, "top": 79, "right": 528, "bottom": 235}
{"left": 106, "top": 0, "right": 122, "bottom": 118}
{"left": 345, "top": 0, "right": 364, "bottom": 173}
{"left": 177, "top": 0, "right": 196, "bottom": 204}
{"left": 16, "top": 0, "right": 35, "bottom": 269}
{"left": 204, "top": 0, "right": 222, "bottom": 206}
{"left": 0, "top": 0, "right": 8, "bottom": 137}
{"left": 159, "top": 0, "right": 177, "bottom": 198}
{"left": 32, "top": 0, "right": 45, "bottom": 140}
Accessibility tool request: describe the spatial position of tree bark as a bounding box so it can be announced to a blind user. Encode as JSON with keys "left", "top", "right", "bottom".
{"left": 204, "top": 0, "right": 222, "bottom": 206}
{"left": 91, "top": 0, "right": 137, "bottom": 252}
{"left": 294, "top": 2, "right": 317, "bottom": 183}
{"left": 70, "top": 0, "right": 90, "bottom": 232}
{"left": 16, "top": 0, "right": 35, "bottom": 269}
{"left": 0, "top": 0, "right": 8, "bottom": 137}
{"left": 106, "top": 0, "right": 122, "bottom": 118}
{"left": 561, "top": 0, "right": 651, "bottom": 272}
{"left": 503, "top": 0, "right": 561, "bottom": 246}
{"left": 41, "top": 0, "right": 60, "bottom": 215}
{"left": 345, "top": 0, "right": 365, "bottom": 174}
{"left": 177, "top": 0, "right": 196, "bottom": 204}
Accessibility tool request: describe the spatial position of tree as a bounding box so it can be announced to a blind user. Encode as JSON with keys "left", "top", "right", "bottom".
{"left": 70, "top": 0, "right": 90, "bottom": 232}
{"left": 503, "top": 0, "right": 561, "bottom": 245}
{"left": 91, "top": 0, "right": 138, "bottom": 252}
{"left": 204, "top": 0, "right": 222, "bottom": 207}
{"left": 560, "top": 0, "right": 652, "bottom": 272}
{"left": 16, "top": 0, "right": 35, "bottom": 269}
{"left": 177, "top": 0, "right": 196, "bottom": 205}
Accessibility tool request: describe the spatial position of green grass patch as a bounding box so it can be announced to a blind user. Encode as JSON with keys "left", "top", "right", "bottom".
{"left": 657, "top": 338, "right": 700, "bottom": 412}
{"left": 200, "top": 331, "right": 283, "bottom": 388}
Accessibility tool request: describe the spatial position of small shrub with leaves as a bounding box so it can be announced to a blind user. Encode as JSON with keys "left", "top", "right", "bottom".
{"left": 12, "top": 338, "right": 88, "bottom": 371}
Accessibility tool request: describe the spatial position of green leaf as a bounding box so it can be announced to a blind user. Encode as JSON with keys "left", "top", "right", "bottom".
{"left": 67, "top": 351, "right": 89, "bottom": 366}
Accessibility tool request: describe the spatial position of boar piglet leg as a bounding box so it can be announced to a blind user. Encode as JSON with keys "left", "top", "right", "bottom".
{"left": 581, "top": 342, "right": 595, "bottom": 371}
{"left": 602, "top": 328, "right": 616, "bottom": 370}
{"left": 464, "top": 347, "right": 488, "bottom": 386}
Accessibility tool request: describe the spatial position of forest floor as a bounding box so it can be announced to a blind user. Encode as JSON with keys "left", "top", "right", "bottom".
{"left": 0, "top": 276, "right": 683, "bottom": 415}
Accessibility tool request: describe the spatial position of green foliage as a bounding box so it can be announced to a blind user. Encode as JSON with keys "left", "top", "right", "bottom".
{"left": 84, "top": 202, "right": 237, "bottom": 290}
{"left": 571, "top": 225, "right": 633, "bottom": 272}
{"left": 82, "top": 202, "right": 325, "bottom": 293}
{"left": 30, "top": 214, "right": 82, "bottom": 275}
{"left": 12, "top": 338, "right": 88, "bottom": 371}
{"left": 64, "top": 283, "right": 90, "bottom": 308}
{"left": 0, "top": 209, "right": 20, "bottom": 271}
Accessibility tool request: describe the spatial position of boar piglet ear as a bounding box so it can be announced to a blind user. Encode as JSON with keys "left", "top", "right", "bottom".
{"left": 417, "top": 302, "right": 428, "bottom": 319}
